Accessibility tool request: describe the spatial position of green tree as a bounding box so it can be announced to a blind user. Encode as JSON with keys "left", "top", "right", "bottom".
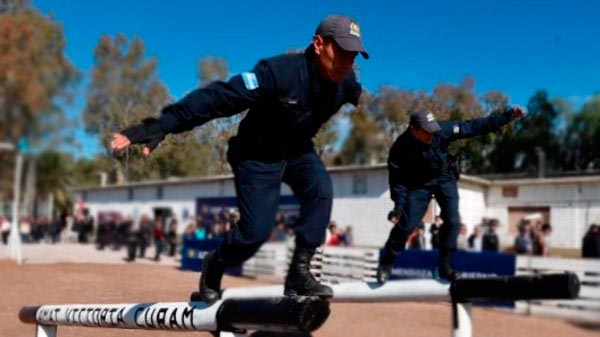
{"left": 195, "top": 56, "right": 236, "bottom": 175}
{"left": 0, "top": 0, "right": 79, "bottom": 212}
{"left": 335, "top": 92, "right": 387, "bottom": 165}
{"left": 83, "top": 34, "right": 212, "bottom": 182}
{"left": 36, "top": 150, "right": 75, "bottom": 216}
{"left": 370, "top": 86, "right": 425, "bottom": 149}
{"left": 486, "top": 91, "right": 564, "bottom": 174}
{"left": 563, "top": 94, "right": 600, "bottom": 171}
{"left": 0, "top": 0, "right": 79, "bottom": 143}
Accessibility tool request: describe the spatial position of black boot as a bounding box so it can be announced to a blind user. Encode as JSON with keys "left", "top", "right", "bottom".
{"left": 438, "top": 249, "right": 457, "bottom": 281}
{"left": 377, "top": 263, "right": 393, "bottom": 284}
{"left": 376, "top": 242, "right": 398, "bottom": 284}
{"left": 191, "top": 251, "right": 225, "bottom": 304}
{"left": 284, "top": 247, "right": 333, "bottom": 298}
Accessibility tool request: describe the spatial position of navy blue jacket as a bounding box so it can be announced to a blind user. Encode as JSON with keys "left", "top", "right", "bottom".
{"left": 157, "top": 46, "right": 362, "bottom": 162}
{"left": 388, "top": 110, "right": 515, "bottom": 187}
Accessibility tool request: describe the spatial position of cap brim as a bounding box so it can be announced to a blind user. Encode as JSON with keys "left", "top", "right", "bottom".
{"left": 422, "top": 122, "right": 442, "bottom": 133}
{"left": 334, "top": 36, "right": 369, "bottom": 59}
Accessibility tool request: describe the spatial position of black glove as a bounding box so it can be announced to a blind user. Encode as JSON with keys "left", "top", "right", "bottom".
{"left": 503, "top": 106, "right": 525, "bottom": 121}
{"left": 119, "top": 117, "right": 165, "bottom": 151}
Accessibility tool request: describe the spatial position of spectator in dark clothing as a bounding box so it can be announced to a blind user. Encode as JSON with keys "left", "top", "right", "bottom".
{"left": 166, "top": 219, "right": 178, "bottom": 257}
{"left": 153, "top": 218, "right": 166, "bottom": 262}
{"left": 1, "top": 216, "right": 10, "bottom": 244}
{"left": 50, "top": 215, "right": 66, "bottom": 244}
{"left": 429, "top": 215, "right": 442, "bottom": 250}
{"left": 138, "top": 216, "right": 152, "bottom": 258}
{"left": 114, "top": 216, "right": 132, "bottom": 250}
{"left": 125, "top": 221, "right": 139, "bottom": 262}
{"left": 482, "top": 219, "right": 500, "bottom": 252}
{"left": 80, "top": 210, "right": 94, "bottom": 244}
{"left": 582, "top": 224, "right": 600, "bottom": 258}
{"left": 96, "top": 220, "right": 108, "bottom": 250}
{"left": 514, "top": 220, "right": 533, "bottom": 254}
{"left": 533, "top": 223, "right": 552, "bottom": 256}
{"left": 271, "top": 221, "right": 288, "bottom": 242}
{"left": 409, "top": 224, "right": 426, "bottom": 250}
{"left": 467, "top": 226, "right": 484, "bottom": 252}
{"left": 340, "top": 226, "right": 353, "bottom": 246}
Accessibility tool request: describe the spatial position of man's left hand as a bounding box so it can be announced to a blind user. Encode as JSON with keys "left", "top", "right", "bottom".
{"left": 511, "top": 105, "right": 526, "bottom": 119}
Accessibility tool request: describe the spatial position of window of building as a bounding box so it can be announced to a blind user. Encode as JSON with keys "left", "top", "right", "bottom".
{"left": 502, "top": 186, "right": 519, "bottom": 198}
{"left": 128, "top": 188, "right": 134, "bottom": 201}
{"left": 157, "top": 186, "right": 163, "bottom": 200}
{"left": 352, "top": 173, "right": 367, "bottom": 195}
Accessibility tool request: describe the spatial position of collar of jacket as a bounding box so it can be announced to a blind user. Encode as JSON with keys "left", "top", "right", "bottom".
{"left": 304, "top": 45, "right": 325, "bottom": 94}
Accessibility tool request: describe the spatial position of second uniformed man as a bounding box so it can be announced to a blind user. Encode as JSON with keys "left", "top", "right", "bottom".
{"left": 377, "top": 106, "right": 524, "bottom": 283}
{"left": 110, "top": 14, "right": 369, "bottom": 303}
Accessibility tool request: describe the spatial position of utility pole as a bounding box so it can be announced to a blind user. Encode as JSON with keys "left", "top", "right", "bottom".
{"left": 1, "top": 141, "right": 23, "bottom": 265}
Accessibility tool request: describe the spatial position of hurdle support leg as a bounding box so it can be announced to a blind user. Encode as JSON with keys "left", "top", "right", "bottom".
{"left": 451, "top": 301, "right": 472, "bottom": 337}
{"left": 35, "top": 324, "right": 57, "bottom": 337}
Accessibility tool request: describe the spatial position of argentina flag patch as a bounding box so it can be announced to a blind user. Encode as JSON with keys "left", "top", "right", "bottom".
{"left": 242, "top": 72, "right": 259, "bottom": 90}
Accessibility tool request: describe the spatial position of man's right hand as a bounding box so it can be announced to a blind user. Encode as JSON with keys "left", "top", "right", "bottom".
{"left": 110, "top": 133, "right": 132, "bottom": 151}
{"left": 109, "top": 118, "right": 165, "bottom": 157}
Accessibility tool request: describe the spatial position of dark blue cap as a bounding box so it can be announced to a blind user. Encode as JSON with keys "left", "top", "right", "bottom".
{"left": 316, "top": 15, "right": 369, "bottom": 59}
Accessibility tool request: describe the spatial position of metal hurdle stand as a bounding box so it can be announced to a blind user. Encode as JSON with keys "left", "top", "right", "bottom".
{"left": 222, "top": 273, "right": 581, "bottom": 337}
{"left": 20, "top": 273, "right": 579, "bottom": 337}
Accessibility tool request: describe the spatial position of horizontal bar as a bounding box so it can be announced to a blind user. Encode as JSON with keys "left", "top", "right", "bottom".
{"left": 217, "top": 297, "right": 329, "bottom": 333}
{"left": 223, "top": 274, "right": 579, "bottom": 303}
{"left": 222, "top": 279, "right": 452, "bottom": 303}
{"left": 20, "top": 302, "right": 221, "bottom": 331}
{"left": 451, "top": 273, "right": 580, "bottom": 301}
{"left": 19, "top": 297, "right": 330, "bottom": 334}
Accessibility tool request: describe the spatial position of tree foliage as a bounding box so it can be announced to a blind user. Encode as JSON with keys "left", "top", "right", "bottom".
{"left": 0, "top": 0, "right": 79, "bottom": 143}
{"left": 0, "top": 0, "right": 79, "bottom": 211}
{"left": 83, "top": 34, "right": 216, "bottom": 182}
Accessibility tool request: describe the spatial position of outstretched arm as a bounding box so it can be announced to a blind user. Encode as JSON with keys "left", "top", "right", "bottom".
{"left": 110, "top": 60, "right": 275, "bottom": 155}
{"left": 443, "top": 106, "right": 525, "bottom": 141}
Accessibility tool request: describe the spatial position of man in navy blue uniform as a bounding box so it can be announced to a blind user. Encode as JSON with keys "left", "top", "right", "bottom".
{"left": 110, "top": 14, "right": 368, "bottom": 303}
{"left": 377, "top": 107, "right": 524, "bottom": 283}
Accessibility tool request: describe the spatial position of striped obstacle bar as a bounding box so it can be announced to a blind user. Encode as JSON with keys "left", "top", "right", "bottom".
{"left": 19, "top": 297, "right": 329, "bottom": 337}
{"left": 20, "top": 273, "right": 579, "bottom": 337}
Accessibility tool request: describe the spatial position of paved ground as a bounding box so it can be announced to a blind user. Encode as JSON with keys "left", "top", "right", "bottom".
{"left": 1, "top": 243, "right": 599, "bottom": 337}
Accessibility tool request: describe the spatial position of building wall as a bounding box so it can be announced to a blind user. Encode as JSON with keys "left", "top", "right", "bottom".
{"left": 76, "top": 168, "right": 600, "bottom": 250}
{"left": 78, "top": 168, "right": 487, "bottom": 248}
{"left": 486, "top": 180, "right": 600, "bottom": 249}
{"left": 330, "top": 170, "right": 393, "bottom": 247}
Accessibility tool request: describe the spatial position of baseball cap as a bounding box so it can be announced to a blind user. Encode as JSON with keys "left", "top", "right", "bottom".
{"left": 316, "top": 15, "right": 369, "bottom": 59}
{"left": 410, "top": 109, "right": 441, "bottom": 133}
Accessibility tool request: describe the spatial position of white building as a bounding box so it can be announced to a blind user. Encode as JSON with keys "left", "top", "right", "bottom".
{"left": 73, "top": 164, "right": 600, "bottom": 251}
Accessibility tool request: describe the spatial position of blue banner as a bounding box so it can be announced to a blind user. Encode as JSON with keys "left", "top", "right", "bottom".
{"left": 387, "top": 250, "right": 517, "bottom": 307}
{"left": 389, "top": 250, "right": 516, "bottom": 280}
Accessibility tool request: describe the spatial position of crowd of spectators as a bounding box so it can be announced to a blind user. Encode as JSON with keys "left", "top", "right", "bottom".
{"left": 2, "top": 208, "right": 599, "bottom": 260}
{"left": 325, "top": 221, "right": 353, "bottom": 246}
{"left": 382, "top": 212, "right": 575, "bottom": 257}
{"left": 513, "top": 218, "right": 553, "bottom": 256}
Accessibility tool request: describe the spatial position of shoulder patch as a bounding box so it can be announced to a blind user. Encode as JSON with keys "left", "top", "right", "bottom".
{"left": 453, "top": 125, "right": 460, "bottom": 134}
{"left": 241, "top": 72, "right": 259, "bottom": 90}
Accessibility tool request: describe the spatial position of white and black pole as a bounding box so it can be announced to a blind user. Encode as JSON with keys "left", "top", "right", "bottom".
{"left": 1, "top": 141, "right": 22, "bottom": 265}
{"left": 19, "top": 297, "right": 330, "bottom": 337}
